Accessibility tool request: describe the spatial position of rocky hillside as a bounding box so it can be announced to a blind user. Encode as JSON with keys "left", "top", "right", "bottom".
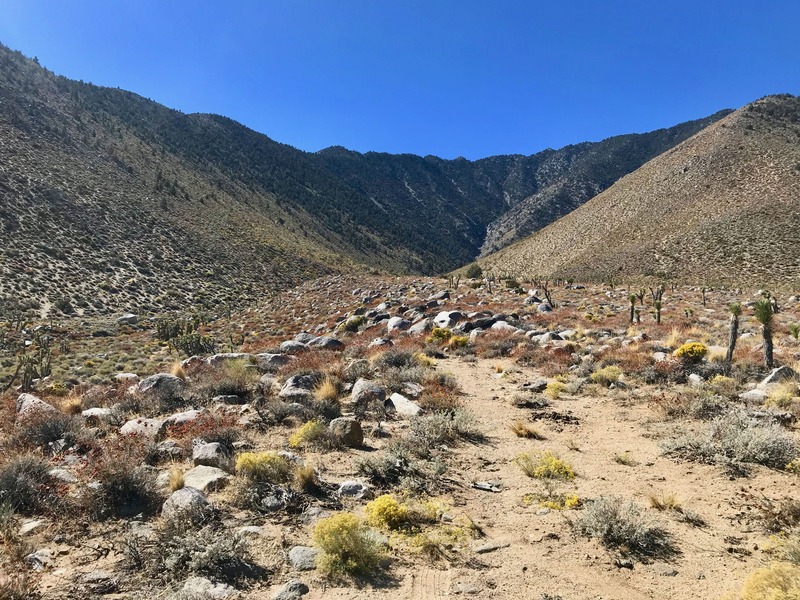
{"left": 480, "top": 94, "right": 800, "bottom": 290}
{"left": 0, "top": 42, "right": 728, "bottom": 316}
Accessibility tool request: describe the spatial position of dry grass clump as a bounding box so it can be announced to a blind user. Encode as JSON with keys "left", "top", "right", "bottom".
{"left": 648, "top": 494, "right": 682, "bottom": 512}
{"left": 13, "top": 410, "right": 86, "bottom": 452}
{"left": 576, "top": 496, "right": 677, "bottom": 558}
{"left": 191, "top": 359, "right": 259, "bottom": 401}
{"left": 168, "top": 465, "right": 185, "bottom": 492}
{"left": 312, "top": 512, "right": 384, "bottom": 577}
{"left": 510, "top": 420, "right": 544, "bottom": 439}
{"left": 313, "top": 376, "right": 342, "bottom": 402}
{"left": 0, "top": 574, "right": 36, "bottom": 600}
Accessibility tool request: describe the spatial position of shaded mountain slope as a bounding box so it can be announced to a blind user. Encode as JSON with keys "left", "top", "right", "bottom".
{"left": 0, "top": 42, "right": 730, "bottom": 315}
{"left": 480, "top": 95, "right": 800, "bottom": 289}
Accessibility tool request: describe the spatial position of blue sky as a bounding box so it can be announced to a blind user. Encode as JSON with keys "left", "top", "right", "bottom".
{"left": 1, "top": 1, "right": 798, "bottom": 159}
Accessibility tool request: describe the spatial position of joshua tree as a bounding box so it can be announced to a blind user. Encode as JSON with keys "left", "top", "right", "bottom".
{"left": 628, "top": 293, "right": 637, "bottom": 324}
{"left": 724, "top": 302, "right": 742, "bottom": 372}
{"left": 653, "top": 300, "right": 662, "bottom": 325}
{"left": 753, "top": 298, "right": 774, "bottom": 369}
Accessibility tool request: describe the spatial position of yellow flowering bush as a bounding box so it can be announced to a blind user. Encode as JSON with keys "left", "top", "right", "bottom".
{"left": 673, "top": 342, "right": 708, "bottom": 363}
{"left": 365, "top": 494, "right": 409, "bottom": 530}
{"left": 312, "top": 512, "right": 383, "bottom": 576}
{"left": 516, "top": 451, "right": 575, "bottom": 480}
{"left": 235, "top": 451, "right": 292, "bottom": 483}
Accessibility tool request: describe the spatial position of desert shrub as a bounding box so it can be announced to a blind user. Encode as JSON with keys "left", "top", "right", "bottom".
{"left": 589, "top": 365, "right": 622, "bottom": 387}
{"left": 89, "top": 459, "right": 162, "bottom": 519}
{"left": 674, "top": 342, "right": 708, "bottom": 363}
{"left": 465, "top": 263, "right": 482, "bottom": 279}
{"left": 576, "top": 496, "right": 676, "bottom": 558}
{"left": 372, "top": 349, "right": 418, "bottom": 371}
{"left": 735, "top": 562, "right": 800, "bottom": 599}
{"left": 381, "top": 366, "right": 428, "bottom": 394}
{"left": 766, "top": 382, "right": 800, "bottom": 411}
{"left": 649, "top": 390, "right": 727, "bottom": 421}
{"left": 544, "top": 381, "right": 567, "bottom": 400}
{"left": 707, "top": 375, "right": 739, "bottom": 398}
{"left": 426, "top": 328, "right": 452, "bottom": 344}
{"left": 0, "top": 574, "right": 37, "bottom": 600}
{"left": 365, "top": 494, "right": 410, "bottom": 530}
{"left": 339, "top": 315, "right": 366, "bottom": 333}
{"left": 14, "top": 411, "right": 85, "bottom": 451}
{"left": 538, "top": 492, "right": 581, "bottom": 511}
{"left": 516, "top": 451, "right": 575, "bottom": 480}
{"left": 475, "top": 332, "right": 519, "bottom": 359}
{"left": 664, "top": 410, "right": 798, "bottom": 473}
{"left": 448, "top": 335, "right": 470, "bottom": 349}
{"left": 133, "top": 518, "right": 256, "bottom": 584}
{"left": 312, "top": 512, "right": 383, "bottom": 577}
{"left": 770, "top": 532, "right": 800, "bottom": 565}
{"left": 292, "top": 464, "right": 319, "bottom": 494}
{"left": 235, "top": 451, "right": 292, "bottom": 484}
{"left": 191, "top": 359, "right": 259, "bottom": 400}
{"left": 0, "top": 454, "right": 58, "bottom": 515}
{"left": 168, "top": 412, "right": 241, "bottom": 456}
{"left": 288, "top": 419, "right": 337, "bottom": 450}
{"left": 407, "top": 409, "right": 482, "bottom": 453}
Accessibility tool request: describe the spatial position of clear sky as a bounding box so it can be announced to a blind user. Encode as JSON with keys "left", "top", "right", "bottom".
{"left": 1, "top": 1, "right": 798, "bottom": 159}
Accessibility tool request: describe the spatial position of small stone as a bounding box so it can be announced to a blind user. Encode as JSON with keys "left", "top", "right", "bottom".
{"left": 18, "top": 520, "right": 45, "bottom": 536}
{"left": 120, "top": 417, "right": 166, "bottom": 441}
{"left": 183, "top": 465, "right": 232, "bottom": 492}
{"left": 272, "top": 579, "right": 309, "bottom": 600}
{"left": 162, "top": 487, "right": 210, "bottom": 521}
{"left": 48, "top": 468, "right": 78, "bottom": 484}
{"left": 25, "top": 548, "right": 53, "bottom": 571}
{"left": 328, "top": 417, "right": 363, "bottom": 448}
{"left": 653, "top": 563, "right": 678, "bottom": 577}
{"left": 386, "top": 393, "right": 423, "bottom": 417}
{"left": 474, "top": 541, "right": 510, "bottom": 554}
{"left": 288, "top": 546, "right": 319, "bottom": 571}
{"left": 182, "top": 576, "right": 239, "bottom": 599}
{"left": 337, "top": 480, "right": 369, "bottom": 498}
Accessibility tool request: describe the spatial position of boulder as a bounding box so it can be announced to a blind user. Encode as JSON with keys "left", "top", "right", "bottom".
{"left": 387, "top": 316, "right": 411, "bottom": 333}
{"left": 294, "top": 332, "right": 317, "bottom": 344}
{"left": 182, "top": 465, "right": 232, "bottom": 492}
{"left": 117, "top": 313, "right": 138, "bottom": 325}
{"left": 120, "top": 417, "right": 166, "bottom": 440}
{"left": 256, "top": 353, "right": 293, "bottom": 372}
{"left": 272, "top": 579, "right": 309, "bottom": 600}
{"left": 16, "top": 393, "right": 58, "bottom": 423}
{"left": 739, "top": 388, "right": 769, "bottom": 403}
{"left": 306, "top": 336, "right": 345, "bottom": 351}
{"left": 81, "top": 407, "right": 115, "bottom": 426}
{"left": 207, "top": 353, "right": 254, "bottom": 367}
{"left": 288, "top": 546, "right": 319, "bottom": 571}
{"left": 386, "top": 393, "right": 423, "bottom": 417}
{"left": 433, "top": 311, "right": 462, "bottom": 328}
{"left": 280, "top": 341, "right": 308, "bottom": 355}
{"left": 163, "top": 409, "right": 203, "bottom": 428}
{"left": 193, "top": 442, "right": 233, "bottom": 472}
{"left": 408, "top": 318, "right": 432, "bottom": 335}
{"left": 491, "top": 321, "right": 522, "bottom": 334}
{"left": 368, "top": 338, "right": 393, "bottom": 349}
{"left": 759, "top": 366, "right": 797, "bottom": 388}
{"left": 137, "top": 373, "right": 185, "bottom": 407}
{"left": 350, "top": 379, "right": 386, "bottom": 414}
{"left": 328, "top": 417, "right": 363, "bottom": 447}
{"left": 182, "top": 576, "right": 239, "bottom": 599}
{"left": 337, "top": 480, "right": 369, "bottom": 498}
{"left": 537, "top": 303, "right": 553, "bottom": 313}
{"left": 279, "top": 375, "right": 317, "bottom": 404}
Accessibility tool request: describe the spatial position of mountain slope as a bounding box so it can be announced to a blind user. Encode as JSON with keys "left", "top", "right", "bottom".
{"left": 480, "top": 94, "right": 800, "bottom": 289}
{"left": 0, "top": 42, "right": 730, "bottom": 315}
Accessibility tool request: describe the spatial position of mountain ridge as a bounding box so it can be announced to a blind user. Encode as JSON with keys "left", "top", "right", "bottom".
{"left": 0, "top": 42, "right": 734, "bottom": 315}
